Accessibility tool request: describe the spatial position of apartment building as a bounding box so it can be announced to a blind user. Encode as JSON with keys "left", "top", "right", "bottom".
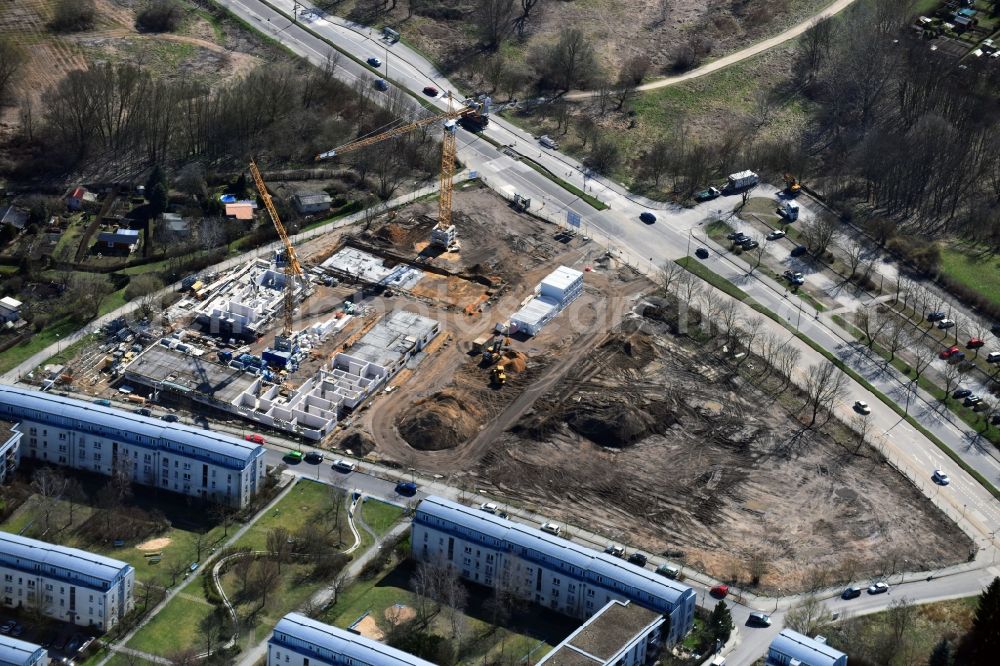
{"left": 0, "top": 636, "right": 47, "bottom": 666}
{"left": 767, "top": 630, "right": 848, "bottom": 666}
{"left": 0, "top": 533, "right": 134, "bottom": 631}
{"left": 268, "top": 613, "right": 436, "bottom": 666}
{"left": 537, "top": 600, "right": 665, "bottom": 666}
{"left": 411, "top": 496, "right": 696, "bottom": 644}
{"left": 0, "top": 385, "right": 267, "bottom": 508}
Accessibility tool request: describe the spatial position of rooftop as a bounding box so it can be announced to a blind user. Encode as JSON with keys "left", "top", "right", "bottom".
{"left": 349, "top": 311, "right": 438, "bottom": 370}
{"left": 0, "top": 297, "right": 22, "bottom": 310}
{"left": 0, "top": 206, "right": 27, "bottom": 230}
{"left": 415, "top": 496, "right": 693, "bottom": 606}
{"left": 0, "top": 532, "right": 131, "bottom": 585}
{"left": 0, "top": 384, "right": 262, "bottom": 464}
{"left": 124, "top": 345, "right": 255, "bottom": 405}
{"left": 539, "top": 600, "right": 662, "bottom": 666}
{"left": 294, "top": 192, "right": 333, "bottom": 205}
{"left": 511, "top": 296, "right": 559, "bottom": 327}
{"left": 541, "top": 266, "right": 584, "bottom": 292}
{"left": 0, "top": 635, "right": 46, "bottom": 666}
{"left": 321, "top": 247, "right": 424, "bottom": 291}
{"left": 769, "top": 629, "right": 846, "bottom": 666}
{"left": 272, "top": 613, "right": 436, "bottom": 666}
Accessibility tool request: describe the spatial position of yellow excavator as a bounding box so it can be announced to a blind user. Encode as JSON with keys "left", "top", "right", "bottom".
{"left": 491, "top": 363, "right": 507, "bottom": 387}
{"left": 784, "top": 173, "right": 802, "bottom": 196}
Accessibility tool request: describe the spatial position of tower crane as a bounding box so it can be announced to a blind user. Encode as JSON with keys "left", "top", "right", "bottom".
{"left": 249, "top": 158, "right": 306, "bottom": 342}
{"left": 315, "top": 92, "right": 487, "bottom": 248}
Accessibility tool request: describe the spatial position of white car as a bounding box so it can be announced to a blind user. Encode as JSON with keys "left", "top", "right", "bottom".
{"left": 540, "top": 521, "right": 562, "bottom": 536}
{"left": 766, "top": 230, "right": 786, "bottom": 240}
{"left": 854, "top": 400, "right": 871, "bottom": 415}
{"left": 332, "top": 459, "right": 356, "bottom": 473}
{"left": 480, "top": 502, "right": 498, "bottom": 514}
{"left": 937, "top": 318, "right": 956, "bottom": 329}
{"left": 868, "top": 582, "right": 889, "bottom": 594}
{"left": 932, "top": 469, "right": 951, "bottom": 485}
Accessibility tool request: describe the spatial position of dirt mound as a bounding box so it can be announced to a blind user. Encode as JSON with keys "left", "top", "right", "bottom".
{"left": 341, "top": 431, "right": 376, "bottom": 456}
{"left": 398, "top": 390, "right": 485, "bottom": 451}
{"left": 375, "top": 223, "right": 408, "bottom": 245}
{"left": 565, "top": 395, "right": 676, "bottom": 448}
{"left": 500, "top": 350, "right": 528, "bottom": 373}
{"left": 602, "top": 332, "right": 655, "bottom": 368}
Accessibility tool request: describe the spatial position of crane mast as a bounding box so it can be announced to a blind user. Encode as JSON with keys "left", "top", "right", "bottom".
{"left": 249, "top": 159, "right": 304, "bottom": 339}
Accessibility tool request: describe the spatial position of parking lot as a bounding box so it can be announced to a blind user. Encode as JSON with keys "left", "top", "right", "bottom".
{"left": 1, "top": 613, "right": 98, "bottom": 663}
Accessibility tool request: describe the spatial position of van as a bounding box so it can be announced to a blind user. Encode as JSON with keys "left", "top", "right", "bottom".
{"left": 655, "top": 564, "right": 680, "bottom": 579}
{"left": 539, "top": 135, "right": 558, "bottom": 149}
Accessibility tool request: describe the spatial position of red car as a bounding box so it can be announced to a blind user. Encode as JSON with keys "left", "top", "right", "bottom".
{"left": 244, "top": 433, "right": 266, "bottom": 444}
{"left": 710, "top": 584, "right": 729, "bottom": 598}
{"left": 422, "top": 86, "right": 439, "bottom": 97}
{"left": 967, "top": 338, "right": 985, "bottom": 349}
{"left": 940, "top": 345, "right": 961, "bottom": 359}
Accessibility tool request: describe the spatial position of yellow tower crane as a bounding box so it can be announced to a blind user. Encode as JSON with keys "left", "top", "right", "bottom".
{"left": 249, "top": 158, "right": 306, "bottom": 340}
{"left": 316, "top": 93, "right": 484, "bottom": 247}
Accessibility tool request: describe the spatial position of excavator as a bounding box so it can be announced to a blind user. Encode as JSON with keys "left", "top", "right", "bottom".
{"left": 784, "top": 173, "right": 802, "bottom": 196}
{"left": 481, "top": 335, "right": 511, "bottom": 365}
{"left": 490, "top": 362, "right": 507, "bottom": 387}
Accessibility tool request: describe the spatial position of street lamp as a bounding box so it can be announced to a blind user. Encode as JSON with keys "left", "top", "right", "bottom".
{"left": 774, "top": 587, "right": 781, "bottom": 613}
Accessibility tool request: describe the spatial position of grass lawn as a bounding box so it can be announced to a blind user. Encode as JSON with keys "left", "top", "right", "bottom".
{"left": 938, "top": 245, "right": 1000, "bottom": 310}
{"left": 360, "top": 499, "right": 405, "bottom": 537}
{"left": 0, "top": 316, "right": 80, "bottom": 375}
{"left": 826, "top": 596, "right": 977, "bottom": 665}
{"left": 99, "top": 287, "right": 128, "bottom": 317}
{"left": 0, "top": 491, "right": 229, "bottom": 589}
{"left": 232, "top": 479, "right": 345, "bottom": 551}
{"left": 126, "top": 594, "right": 217, "bottom": 656}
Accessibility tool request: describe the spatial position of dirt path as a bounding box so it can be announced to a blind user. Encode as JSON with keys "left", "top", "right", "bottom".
{"left": 565, "top": 0, "right": 861, "bottom": 100}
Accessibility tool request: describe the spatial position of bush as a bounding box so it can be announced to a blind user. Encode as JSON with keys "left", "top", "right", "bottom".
{"left": 886, "top": 236, "right": 941, "bottom": 275}
{"left": 49, "top": 0, "right": 96, "bottom": 33}
{"left": 136, "top": 0, "right": 184, "bottom": 33}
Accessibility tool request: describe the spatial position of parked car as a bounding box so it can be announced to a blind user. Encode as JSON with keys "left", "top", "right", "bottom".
{"left": 747, "top": 612, "right": 772, "bottom": 627}
{"left": 695, "top": 247, "right": 710, "bottom": 259}
{"left": 304, "top": 451, "right": 325, "bottom": 464}
{"left": 710, "top": 584, "right": 729, "bottom": 598}
{"left": 0, "top": 620, "right": 14, "bottom": 634}
{"left": 854, "top": 400, "right": 871, "bottom": 415}
{"left": 161, "top": 414, "right": 179, "bottom": 422}
{"left": 244, "top": 433, "right": 266, "bottom": 444}
{"left": 374, "top": 78, "right": 389, "bottom": 91}
{"left": 422, "top": 85, "right": 439, "bottom": 96}
{"left": 783, "top": 270, "right": 805, "bottom": 285}
{"left": 987, "top": 352, "right": 1000, "bottom": 363}
{"left": 967, "top": 337, "right": 985, "bottom": 349}
{"left": 395, "top": 481, "right": 418, "bottom": 497}
{"left": 841, "top": 586, "right": 862, "bottom": 600}
{"left": 868, "top": 582, "right": 890, "bottom": 594}
{"left": 540, "top": 521, "right": 562, "bottom": 536}
{"left": 639, "top": 211, "right": 657, "bottom": 224}
{"left": 656, "top": 564, "right": 680, "bottom": 578}
{"left": 727, "top": 231, "right": 747, "bottom": 241}
{"left": 480, "top": 502, "right": 498, "bottom": 514}
{"left": 927, "top": 311, "right": 946, "bottom": 322}
{"left": 964, "top": 396, "right": 982, "bottom": 407}
{"left": 367, "top": 56, "right": 382, "bottom": 67}
{"left": 740, "top": 239, "right": 759, "bottom": 250}
{"left": 790, "top": 245, "right": 808, "bottom": 257}
{"left": 940, "top": 345, "right": 961, "bottom": 359}
{"left": 133, "top": 407, "right": 152, "bottom": 417}
{"left": 604, "top": 544, "right": 626, "bottom": 558}
{"left": 695, "top": 187, "right": 721, "bottom": 201}
{"left": 92, "top": 398, "right": 111, "bottom": 407}
{"left": 932, "top": 469, "right": 951, "bottom": 486}
{"left": 937, "top": 318, "right": 956, "bottom": 329}
{"left": 627, "top": 552, "right": 648, "bottom": 567}
{"left": 284, "top": 450, "right": 304, "bottom": 463}
{"left": 766, "top": 230, "right": 785, "bottom": 240}
{"left": 332, "top": 459, "right": 356, "bottom": 473}
{"left": 952, "top": 388, "right": 973, "bottom": 399}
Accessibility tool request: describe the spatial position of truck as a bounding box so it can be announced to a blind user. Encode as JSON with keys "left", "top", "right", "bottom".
{"left": 778, "top": 200, "right": 800, "bottom": 221}
{"left": 695, "top": 186, "right": 721, "bottom": 202}
{"left": 539, "top": 135, "right": 559, "bottom": 149}
{"left": 726, "top": 170, "right": 759, "bottom": 191}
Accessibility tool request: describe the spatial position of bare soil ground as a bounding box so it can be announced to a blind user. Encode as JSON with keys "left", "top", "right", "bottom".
{"left": 466, "top": 310, "right": 972, "bottom": 593}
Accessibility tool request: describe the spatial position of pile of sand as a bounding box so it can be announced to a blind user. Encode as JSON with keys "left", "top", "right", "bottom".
{"left": 375, "top": 223, "right": 408, "bottom": 245}
{"left": 398, "top": 390, "right": 485, "bottom": 451}
{"left": 136, "top": 537, "right": 171, "bottom": 551}
{"left": 500, "top": 350, "right": 528, "bottom": 373}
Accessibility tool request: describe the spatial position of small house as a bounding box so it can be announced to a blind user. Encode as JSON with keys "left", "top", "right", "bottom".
{"left": 0, "top": 297, "right": 22, "bottom": 323}
{"left": 225, "top": 202, "right": 255, "bottom": 221}
{"left": 161, "top": 212, "right": 190, "bottom": 236}
{"left": 292, "top": 192, "right": 333, "bottom": 215}
{"left": 0, "top": 206, "right": 28, "bottom": 231}
{"left": 97, "top": 228, "right": 141, "bottom": 253}
{"left": 66, "top": 186, "right": 97, "bottom": 211}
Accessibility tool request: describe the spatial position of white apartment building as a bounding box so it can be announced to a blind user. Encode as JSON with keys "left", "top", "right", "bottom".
{"left": 0, "top": 636, "right": 47, "bottom": 666}
{"left": 0, "top": 386, "right": 267, "bottom": 508}
{"left": 411, "top": 496, "right": 696, "bottom": 644}
{"left": 0, "top": 533, "right": 134, "bottom": 631}
{"left": 268, "top": 613, "right": 436, "bottom": 666}
{"left": 0, "top": 422, "right": 21, "bottom": 485}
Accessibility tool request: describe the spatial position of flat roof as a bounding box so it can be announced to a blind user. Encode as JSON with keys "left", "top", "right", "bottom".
{"left": 415, "top": 496, "right": 693, "bottom": 607}
{"left": 541, "top": 266, "right": 583, "bottom": 291}
{"left": 349, "top": 311, "right": 438, "bottom": 369}
{"left": 0, "top": 385, "right": 262, "bottom": 464}
{"left": 125, "top": 345, "right": 254, "bottom": 405}
{"left": 0, "top": 635, "right": 45, "bottom": 666}
{"left": 539, "top": 601, "right": 661, "bottom": 666}
{"left": 511, "top": 296, "right": 559, "bottom": 327}
{"left": 770, "top": 629, "right": 845, "bottom": 666}
{"left": 0, "top": 532, "right": 131, "bottom": 585}
{"left": 272, "top": 613, "right": 436, "bottom": 666}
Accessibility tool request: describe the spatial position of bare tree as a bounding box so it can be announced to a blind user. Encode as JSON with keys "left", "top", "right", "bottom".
{"left": 908, "top": 335, "right": 935, "bottom": 383}
{"left": 266, "top": 527, "right": 293, "bottom": 573}
{"left": 232, "top": 554, "right": 253, "bottom": 595}
{"left": 613, "top": 55, "right": 651, "bottom": 111}
{"left": 747, "top": 237, "right": 767, "bottom": 275}
{"left": 880, "top": 316, "right": 907, "bottom": 363}
{"left": 849, "top": 412, "right": 873, "bottom": 454}
{"left": 794, "top": 17, "right": 835, "bottom": 84}
{"left": 803, "top": 360, "right": 848, "bottom": 427}
{"left": 800, "top": 213, "right": 838, "bottom": 257}
{"left": 166, "top": 648, "right": 200, "bottom": 666}
{"left": 513, "top": 0, "right": 544, "bottom": 38}
{"left": 534, "top": 28, "right": 596, "bottom": 93}
{"left": 248, "top": 558, "right": 280, "bottom": 611}
{"left": 941, "top": 361, "right": 963, "bottom": 402}
{"left": 677, "top": 271, "right": 703, "bottom": 309}
{"left": 658, "top": 261, "right": 684, "bottom": 294}
{"left": 0, "top": 37, "right": 26, "bottom": 101}
{"left": 718, "top": 299, "right": 743, "bottom": 345}
{"left": 856, "top": 304, "right": 889, "bottom": 349}
{"left": 785, "top": 595, "right": 833, "bottom": 635}
{"left": 476, "top": 0, "right": 517, "bottom": 50}
{"left": 774, "top": 345, "right": 801, "bottom": 391}
{"left": 31, "top": 467, "right": 68, "bottom": 535}
{"left": 843, "top": 237, "right": 868, "bottom": 278}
